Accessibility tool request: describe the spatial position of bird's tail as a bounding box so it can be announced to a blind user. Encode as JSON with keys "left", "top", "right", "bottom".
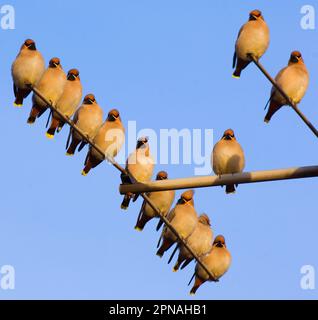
{"left": 172, "top": 252, "right": 186, "bottom": 272}
{"left": 46, "top": 117, "right": 60, "bottom": 139}
{"left": 121, "top": 193, "right": 133, "bottom": 210}
{"left": 27, "top": 104, "right": 47, "bottom": 124}
{"left": 232, "top": 58, "right": 250, "bottom": 79}
{"left": 156, "top": 238, "right": 174, "bottom": 258}
{"left": 190, "top": 277, "right": 205, "bottom": 296}
{"left": 173, "top": 261, "right": 181, "bottom": 272}
{"left": 81, "top": 155, "right": 92, "bottom": 176}
{"left": 226, "top": 184, "right": 236, "bottom": 194}
{"left": 81, "top": 152, "right": 102, "bottom": 176}
{"left": 27, "top": 104, "right": 41, "bottom": 124}
{"left": 135, "top": 213, "right": 151, "bottom": 232}
{"left": 14, "top": 87, "right": 31, "bottom": 107}
{"left": 264, "top": 100, "right": 282, "bottom": 124}
{"left": 66, "top": 137, "right": 81, "bottom": 156}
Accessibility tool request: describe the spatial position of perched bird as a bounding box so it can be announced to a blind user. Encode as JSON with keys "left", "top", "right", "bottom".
{"left": 233, "top": 9, "right": 270, "bottom": 78}
{"left": 157, "top": 190, "right": 198, "bottom": 258}
{"left": 189, "top": 235, "right": 231, "bottom": 295}
{"left": 82, "top": 109, "right": 125, "bottom": 176}
{"left": 66, "top": 94, "right": 103, "bottom": 156}
{"left": 172, "top": 213, "right": 213, "bottom": 272}
{"left": 11, "top": 39, "right": 45, "bottom": 107}
{"left": 212, "top": 129, "right": 245, "bottom": 194}
{"left": 264, "top": 51, "right": 309, "bottom": 123}
{"left": 121, "top": 137, "right": 155, "bottom": 210}
{"left": 135, "top": 171, "right": 175, "bottom": 231}
{"left": 46, "top": 69, "right": 83, "bottom": 139}
{"left": 27, "top": 57, "right": 66, "bottom": 124}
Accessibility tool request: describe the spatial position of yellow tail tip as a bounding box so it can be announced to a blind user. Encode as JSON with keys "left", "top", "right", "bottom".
{"left": 81, "top": 170, "right": 87, "bottom": 176}
{"left": 121, "top": 205, "right": 128, "bottom": 210}
{"left": 190, "top": 292, "right": 196, "bottom": 296}
{"left": 134, "top": 226, "right": 143, "bottom": 232}
{"left": 46, "top": 133, "right": 54, "bottom": 139}
{"left": 14, "top": 103, "right": 23, "bottom": 108}
{"left": 65, "top": 152, "right": 74, "bottom": 157}
{"left": 264, "top": 119, "right": 270, "bottom": 124}
{"left": 172, "top": 268, "right": 178, "bottom": 273}
{"left": 232, "top": 74, "right": 240, "bottom": 79}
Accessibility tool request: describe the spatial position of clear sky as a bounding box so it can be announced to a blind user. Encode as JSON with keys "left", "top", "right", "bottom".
{"left": 0, "top": 0, "right": 317, "bottom": 300}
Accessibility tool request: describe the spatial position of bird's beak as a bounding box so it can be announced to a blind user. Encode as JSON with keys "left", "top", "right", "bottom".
{"left": 291, "top": 56, "right": 300, "bottom": 63}
{"left": 68, "top": 74, "right": 76, "bottom": 80}
{"left": 28, "top": 43, "right": 36, "bottom": 50}
{"left": 223, "top": 135, "right": 232, "bottom": 141}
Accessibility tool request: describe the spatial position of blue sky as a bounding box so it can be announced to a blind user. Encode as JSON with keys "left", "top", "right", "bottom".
{"left": 0, "top": 0, "right": 317, "bottom": 299}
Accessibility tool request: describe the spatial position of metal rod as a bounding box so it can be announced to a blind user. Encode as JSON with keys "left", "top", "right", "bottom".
{"left": 248, "top": 54, "right": 318, "bottom": 138}
{"left": 119, "top": 166, "right": 318, "bottom": 194}
{"left": 30, "top": 86, "right": 216, "bottom": 281}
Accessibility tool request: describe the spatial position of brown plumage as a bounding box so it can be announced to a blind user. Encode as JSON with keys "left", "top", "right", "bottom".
{"left": 264, "top": 51, "right": 309, "bottom": 123}
{"left": 156, "top": 190, "right": 198, "bottom": 258}
{"left": 212, "top": 129, "right": 245, "bottom": 194}
{"left": 82, "top": 109, "right": 125, "bottom": 176}
{"left": 46, "top": 69, "right": 83, "bottom": 138}
{"left": 233, "top": 9, "right": 270, "bottom": 78}
{"left": 135, "top": 171, "right": 175, "bottom": 231}
{"left": 190, "top": 235, "right": 231, "bottom": 295}
{"left": 27, "top": 57, "right": 66, "bottom": 124}
{"left": 11, "top": 39, "right": 45, "bottom": 106}
{"left": 172, "top": 214, "right": 213, "bottom": 272}
{"left": 121, "top": 137, "right": 154, "bottom": 210}
{"left": 66, "top": 94, "right": 103, "bottom": 156}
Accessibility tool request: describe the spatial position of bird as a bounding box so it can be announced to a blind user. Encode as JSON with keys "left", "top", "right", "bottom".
{"left": 46, "top": 69, "right": 83, "bottom": 139}
{"left": 65, "top": 94, "right": 104, "bottom": 156}
{"left": 189, "top": 235, "right": 231, "bottom": 296}
{"left": 172, "top": 213, "right": 213, "bottom": 272}
{"left": 212, "top": 129, "right": 245, "bottom": 194}
{"left": 27, "top": 57, "right": 66, "bottom": 124}
{"left": 135, "top": 171, "right": 175, "bottom": 232}
{"left": 156, "top": 190, "right": 198, "bottom": 258}
{"left": 121, "top": 137, "right": 155, "bottom": 210}
{"left": 11, "top": 39, "right": 45, "bottom": 107}
{"left": 233, "top": 9, "right": 270, "bottom": 78}
{"left": 264, "top": 51, "right": 309, "bottom": 123}
{"left": 82, "top": 109, "right": 125, "bottom": 176}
